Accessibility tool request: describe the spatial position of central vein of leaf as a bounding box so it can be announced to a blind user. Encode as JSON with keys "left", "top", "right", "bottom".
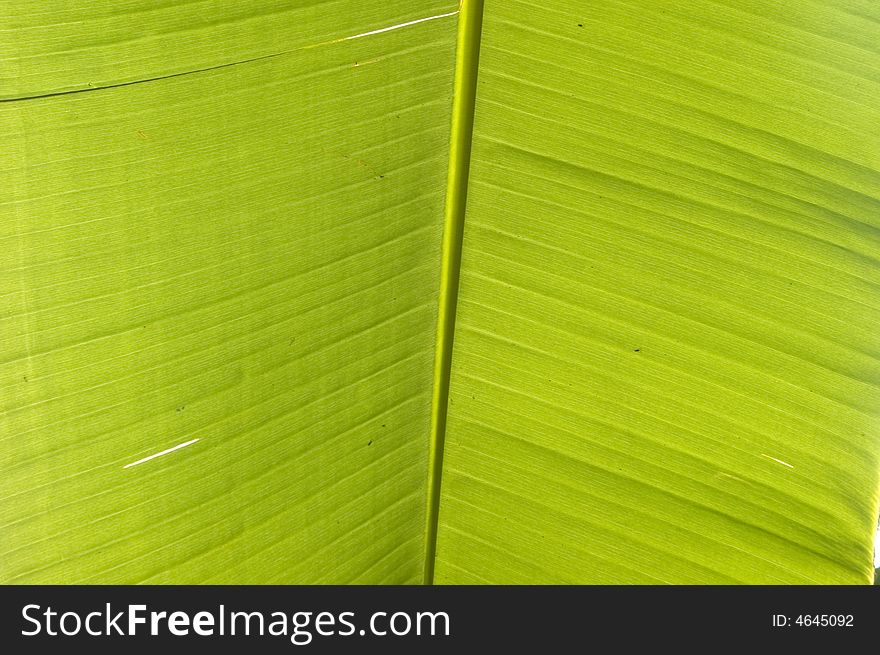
{"left": 423, "top": 0, "right": 485, "bottom": 585}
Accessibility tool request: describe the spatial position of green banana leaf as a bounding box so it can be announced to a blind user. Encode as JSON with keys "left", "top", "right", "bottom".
{"left": 2, "top": 0, "right": 460, "bottom": 584}
{"left": 2, "top": 0, "right": 879, "bottom": 584}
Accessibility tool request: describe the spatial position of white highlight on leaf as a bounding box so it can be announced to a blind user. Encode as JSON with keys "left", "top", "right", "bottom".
{"left": 760, "top": 453, "right": 794, "bottom": 469}
{"left": 123, "top": 438, "right": 200, "bottom": 469}
{"left": 343, "top": 10, "right": 459, "bottom": 41}
{"left": 874, "top": 523, "right": 880, "bottom": 568}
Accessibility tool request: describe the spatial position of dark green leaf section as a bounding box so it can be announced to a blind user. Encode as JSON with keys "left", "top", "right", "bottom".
{"left": 436, "top": 0, "right": 880, "bottom": 584}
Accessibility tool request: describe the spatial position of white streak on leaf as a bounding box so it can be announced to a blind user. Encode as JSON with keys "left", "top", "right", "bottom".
{"left": 760, "top": 454, "right": 794, "bottom": 469}
{"left": 874, "top": 523, "right": 880, "bottom": 568}
{"left": 123, "top": 438, "right": 200, "bottom": 469}
{"left": 343, "top": 11, "right": 459, "bottom": 41}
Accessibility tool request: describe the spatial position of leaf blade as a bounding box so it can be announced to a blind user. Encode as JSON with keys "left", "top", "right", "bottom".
{"left": 436, "top": 0, "right": 880, "bottom": 584}
{"left": 1, "top": 1, "right": 460, "bottom": 583}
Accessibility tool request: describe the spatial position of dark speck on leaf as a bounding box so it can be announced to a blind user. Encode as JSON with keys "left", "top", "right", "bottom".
{"left": 176, "top": 405, "right": 185, "bottom": 412}
{"left": 634, "top": 349, "right": 640, "bottom": 352}
{"left": 578, "top": 23, "right": 583, "bottom": 27}
{"left": 368, "top": 440, "right": 373, "bottom": 446}
{"left": 382, "top": 424, "right": 386, "bottom": 428}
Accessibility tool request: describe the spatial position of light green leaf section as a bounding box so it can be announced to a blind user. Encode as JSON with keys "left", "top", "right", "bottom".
{"left": 435, "top": 0, "right": 880, "bottom": 583}
{"left": 1, "top": 1, "right": 460, "bottom": 583}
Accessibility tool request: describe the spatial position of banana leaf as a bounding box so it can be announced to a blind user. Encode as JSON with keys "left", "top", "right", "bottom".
{"left": 1, "top": 0, "right": 460, "bottom": 583}
{"left": 435, "top": 0, "right": 880, "bottom": 584}
{"left": 2, "top": 0, "right": 878, "bottom": 584}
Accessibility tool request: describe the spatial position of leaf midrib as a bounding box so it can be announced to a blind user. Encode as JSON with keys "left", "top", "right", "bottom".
{"left": 424, "top": 0, "right": 486, "bottom": 584}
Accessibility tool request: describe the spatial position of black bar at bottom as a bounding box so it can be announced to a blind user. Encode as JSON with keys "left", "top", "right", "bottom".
{"left": 1, "top": 585, "right": 875, "bottom": 652}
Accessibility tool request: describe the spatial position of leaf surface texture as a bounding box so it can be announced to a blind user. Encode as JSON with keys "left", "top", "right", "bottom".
{"left": 434, "top": 0, "right": 880, "bottom": 584}
{"left": 1, "top": 0, "right": 460, "bottom": 583}
{"left": 3, "top": 0, "right": 880, "bottom": 584}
